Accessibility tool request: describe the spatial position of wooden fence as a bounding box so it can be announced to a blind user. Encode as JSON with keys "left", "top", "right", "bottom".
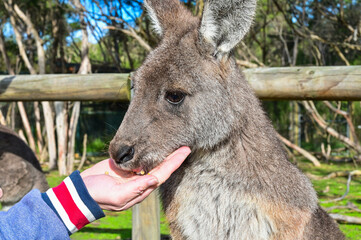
{"left": 1, "top": 66, "right": 361, "bottom": 240}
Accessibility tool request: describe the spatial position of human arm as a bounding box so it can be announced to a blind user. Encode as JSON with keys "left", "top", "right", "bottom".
{"left": 0, "top": 189, "right": 70, "bottom": 240}
{"left": 0, "top": 146, "right": 190, "bottom": 239}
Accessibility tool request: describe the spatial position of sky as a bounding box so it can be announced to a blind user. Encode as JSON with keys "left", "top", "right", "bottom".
{"left": 3, "top": 0, "right": 144, "bottom": 45}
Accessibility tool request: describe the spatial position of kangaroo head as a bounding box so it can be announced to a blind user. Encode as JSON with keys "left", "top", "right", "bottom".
{"left": 109, "top": 0, "right": 257, "bottom": 174}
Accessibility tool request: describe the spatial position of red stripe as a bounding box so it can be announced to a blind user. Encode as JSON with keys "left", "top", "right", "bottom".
{"left": 52, "top": 181, "right": 90, "bottom": 230}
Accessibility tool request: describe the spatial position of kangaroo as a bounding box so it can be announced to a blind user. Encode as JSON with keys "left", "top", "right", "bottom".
{"left": 0, "top": 125, "right": 49, "bottom": 211}
{"left": 109, "top": 0, "right": 345, "bottom": 239}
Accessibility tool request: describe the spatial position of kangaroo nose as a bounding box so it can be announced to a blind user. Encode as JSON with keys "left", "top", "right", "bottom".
{"left": 115, "top": 145, "right": 135, "bottom": 164}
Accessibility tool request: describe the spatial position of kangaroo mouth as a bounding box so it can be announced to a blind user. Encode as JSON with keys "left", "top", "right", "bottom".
{"left": 110, "top": 144, "right": 175, "bottom": 176}
{"left": 132, "top": 166, "right": 146, "bottom": 176}
{"left": 112, "top": 162, "right": 147, "bottom": 176}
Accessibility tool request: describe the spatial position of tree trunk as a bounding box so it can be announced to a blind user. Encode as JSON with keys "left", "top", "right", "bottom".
{"left": 13, "top": 3, "right": 46, "bottom": 74}
{"left": 67, "top": 102, "right": 81, "bottom": 174}
{"left": 17, "top": 101, "right": 36, "bottom": 152}
{"left": 55, "top": 101, "right": 68, "bottom": 176}
{"left": 1, "top": 5, "right": 37, "bottom": 155}
{"left": 0, "top": 25, "right": 15, "bottom": 75}
{"left": 50, "top": 7, "right": 59, "bottom": 74}
{"left": 289, "top": 101, "right": 300, "bottom": 149}
{"left": 42, "top": 101, "right": 57, "bottom": 170}
{"left": 7, "top": 102, "right": 16, "bottom": 130}
{"left": 34, "top": 102, "right": 43, "bottom": 154}
{"left": 0, "top": 23, "right": 14, "bottom": 128}
{"left": 75, "top": 0, "right": 91, "bottom": 75}
{"left": 10, "top": 1, "right": 58, "bottom": 170}
{"left": 4, "top": 0, "right": 37, "bottom": 75}
{"left": 18, "top": 129, "right": 28, "bottom": 144}
{"left": 66, "top": 0, "right": 91, "bottom": 174}
{"left": 0, "top": 109, "right": 6, "bottom": 126}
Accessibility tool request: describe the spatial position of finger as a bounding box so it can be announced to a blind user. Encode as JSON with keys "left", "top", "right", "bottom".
{"left": 149, "top": 146, "right": 191, "bottom": 184}
{"left": 116, "top": 175, "right": 159, "bottom": 201}
{"left": 0, "top": 188, "right": 3, "bottom": 199}
{"left": 148, "top": 146, "right": 191, "bottom": 175}
{"left": 80, "top": 159, "right": 111, "bottom": 177}
{"left": 120, "top": 187, "right": 156, "bottom": 211}
{"left": 163, "top": 147, "right": 186, "bottom": 161}
{"left": 99, "top": 186, "right": 156, "bottom": 212}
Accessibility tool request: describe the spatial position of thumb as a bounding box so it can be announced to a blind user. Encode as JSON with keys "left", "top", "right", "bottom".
{"left": 0, "top": 188, "right": 3, "bottom": 199}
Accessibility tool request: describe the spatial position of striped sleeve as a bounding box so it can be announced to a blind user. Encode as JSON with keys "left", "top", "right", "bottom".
{"left": 41, "top": 170, "right": 105, "bottom": 235}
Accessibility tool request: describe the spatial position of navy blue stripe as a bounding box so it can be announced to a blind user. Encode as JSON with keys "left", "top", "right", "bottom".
{"left": 69, "top": 170, "right": 105, "bottom": 220}
{"left": 41, "top": 192, "right": 72, "bottom": 235}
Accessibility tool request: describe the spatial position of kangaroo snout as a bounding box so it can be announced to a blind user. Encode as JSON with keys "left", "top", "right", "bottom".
{"left": 113, "top": 145, "right": 135, "bottom": 164}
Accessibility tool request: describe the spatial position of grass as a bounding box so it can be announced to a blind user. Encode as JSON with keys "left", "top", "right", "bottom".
{"left": 71, "top": 211, "right": 133, "bottom": 240}
{"left": 41, "top": 158, "right": 361, "bottom": 239}
{"left": 297, "top": 159, "right": 361, "bottom": 240}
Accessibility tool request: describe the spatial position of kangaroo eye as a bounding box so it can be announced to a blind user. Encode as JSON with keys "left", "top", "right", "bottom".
{"left": 165, "top": 91, "right": 185, "bottom": 105}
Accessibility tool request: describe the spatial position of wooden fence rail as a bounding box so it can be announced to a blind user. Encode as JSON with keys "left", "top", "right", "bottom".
{"left": 1, "top": 66, "right": 361, "bottom": 101}
{"left": 245, "top": 66, "right": 361, "bottom": 100}
{"left": 0, "top": 74, "right": 130, "bottom": 101}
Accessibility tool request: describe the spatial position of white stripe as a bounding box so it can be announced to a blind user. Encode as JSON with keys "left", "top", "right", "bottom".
{"left": 64, "top": 177, "right": 96, "bottom": 222}
{"left": 46, "top": 188, "right": 78, "bottom": 234}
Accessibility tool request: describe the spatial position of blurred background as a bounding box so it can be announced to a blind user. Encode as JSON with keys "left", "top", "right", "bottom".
{"left": 0, "top": 0, "right": 361, "bottom": 239}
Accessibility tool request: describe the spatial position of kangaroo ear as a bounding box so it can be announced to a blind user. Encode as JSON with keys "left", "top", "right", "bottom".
{"left": 144, "top": 0, "right": 195, "bottom": 37}
{"left": 144, "top": 0, "right": 164, "bottom": 36}
{"left": 200, "top": 0, "right": 257, "bottom": 57}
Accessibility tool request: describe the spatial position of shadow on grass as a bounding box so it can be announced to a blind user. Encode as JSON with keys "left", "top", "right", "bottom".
{"left": 78, "top": 228, "right": 171, "bottom": 240}
{"left": 80, "top": 227, "right": 131, "bottom": 238}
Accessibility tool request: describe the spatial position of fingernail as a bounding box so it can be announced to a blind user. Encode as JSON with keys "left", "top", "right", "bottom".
{"left": 147, "top": 177, "right": 159, "bottom": 186}
{"left": 176, "top": 146, "right": 191, "bottom": 156}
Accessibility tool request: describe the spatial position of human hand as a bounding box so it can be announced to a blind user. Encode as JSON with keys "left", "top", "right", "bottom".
{"left": 81, "top": 146, "right": 191, "bottom": 211}
{"left": 0, "top": 188, "right": 2, "bottom": 199}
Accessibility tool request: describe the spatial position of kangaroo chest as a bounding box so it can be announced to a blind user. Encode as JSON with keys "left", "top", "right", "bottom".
{"left": 161, "top": 164, "right": 276, "bottom": 240}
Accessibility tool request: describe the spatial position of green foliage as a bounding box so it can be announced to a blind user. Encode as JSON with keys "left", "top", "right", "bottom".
{"left": 87, "top": 138, "right": 107, "bottom": 153}
{"left": 353, "top": 103, "right": 361, "bottom": 141}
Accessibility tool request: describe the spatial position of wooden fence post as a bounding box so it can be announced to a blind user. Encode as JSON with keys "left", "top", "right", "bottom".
{"left": 130, "top": 73, "right": 161, "bottom": 240}
{"left": 132, "top": 190, "right": 160, "bottom": 240}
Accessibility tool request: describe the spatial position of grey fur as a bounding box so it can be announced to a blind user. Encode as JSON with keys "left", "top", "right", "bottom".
{"left": 0, "top": 125, "right": 49, "bottom": 211}
{"left": 109, "top": 0, "right": 344, "bottom": 239}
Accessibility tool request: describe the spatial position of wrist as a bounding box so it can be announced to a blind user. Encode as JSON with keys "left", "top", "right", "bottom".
{"left": 41, "top": 171, "right": 105, "bottom": 235}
